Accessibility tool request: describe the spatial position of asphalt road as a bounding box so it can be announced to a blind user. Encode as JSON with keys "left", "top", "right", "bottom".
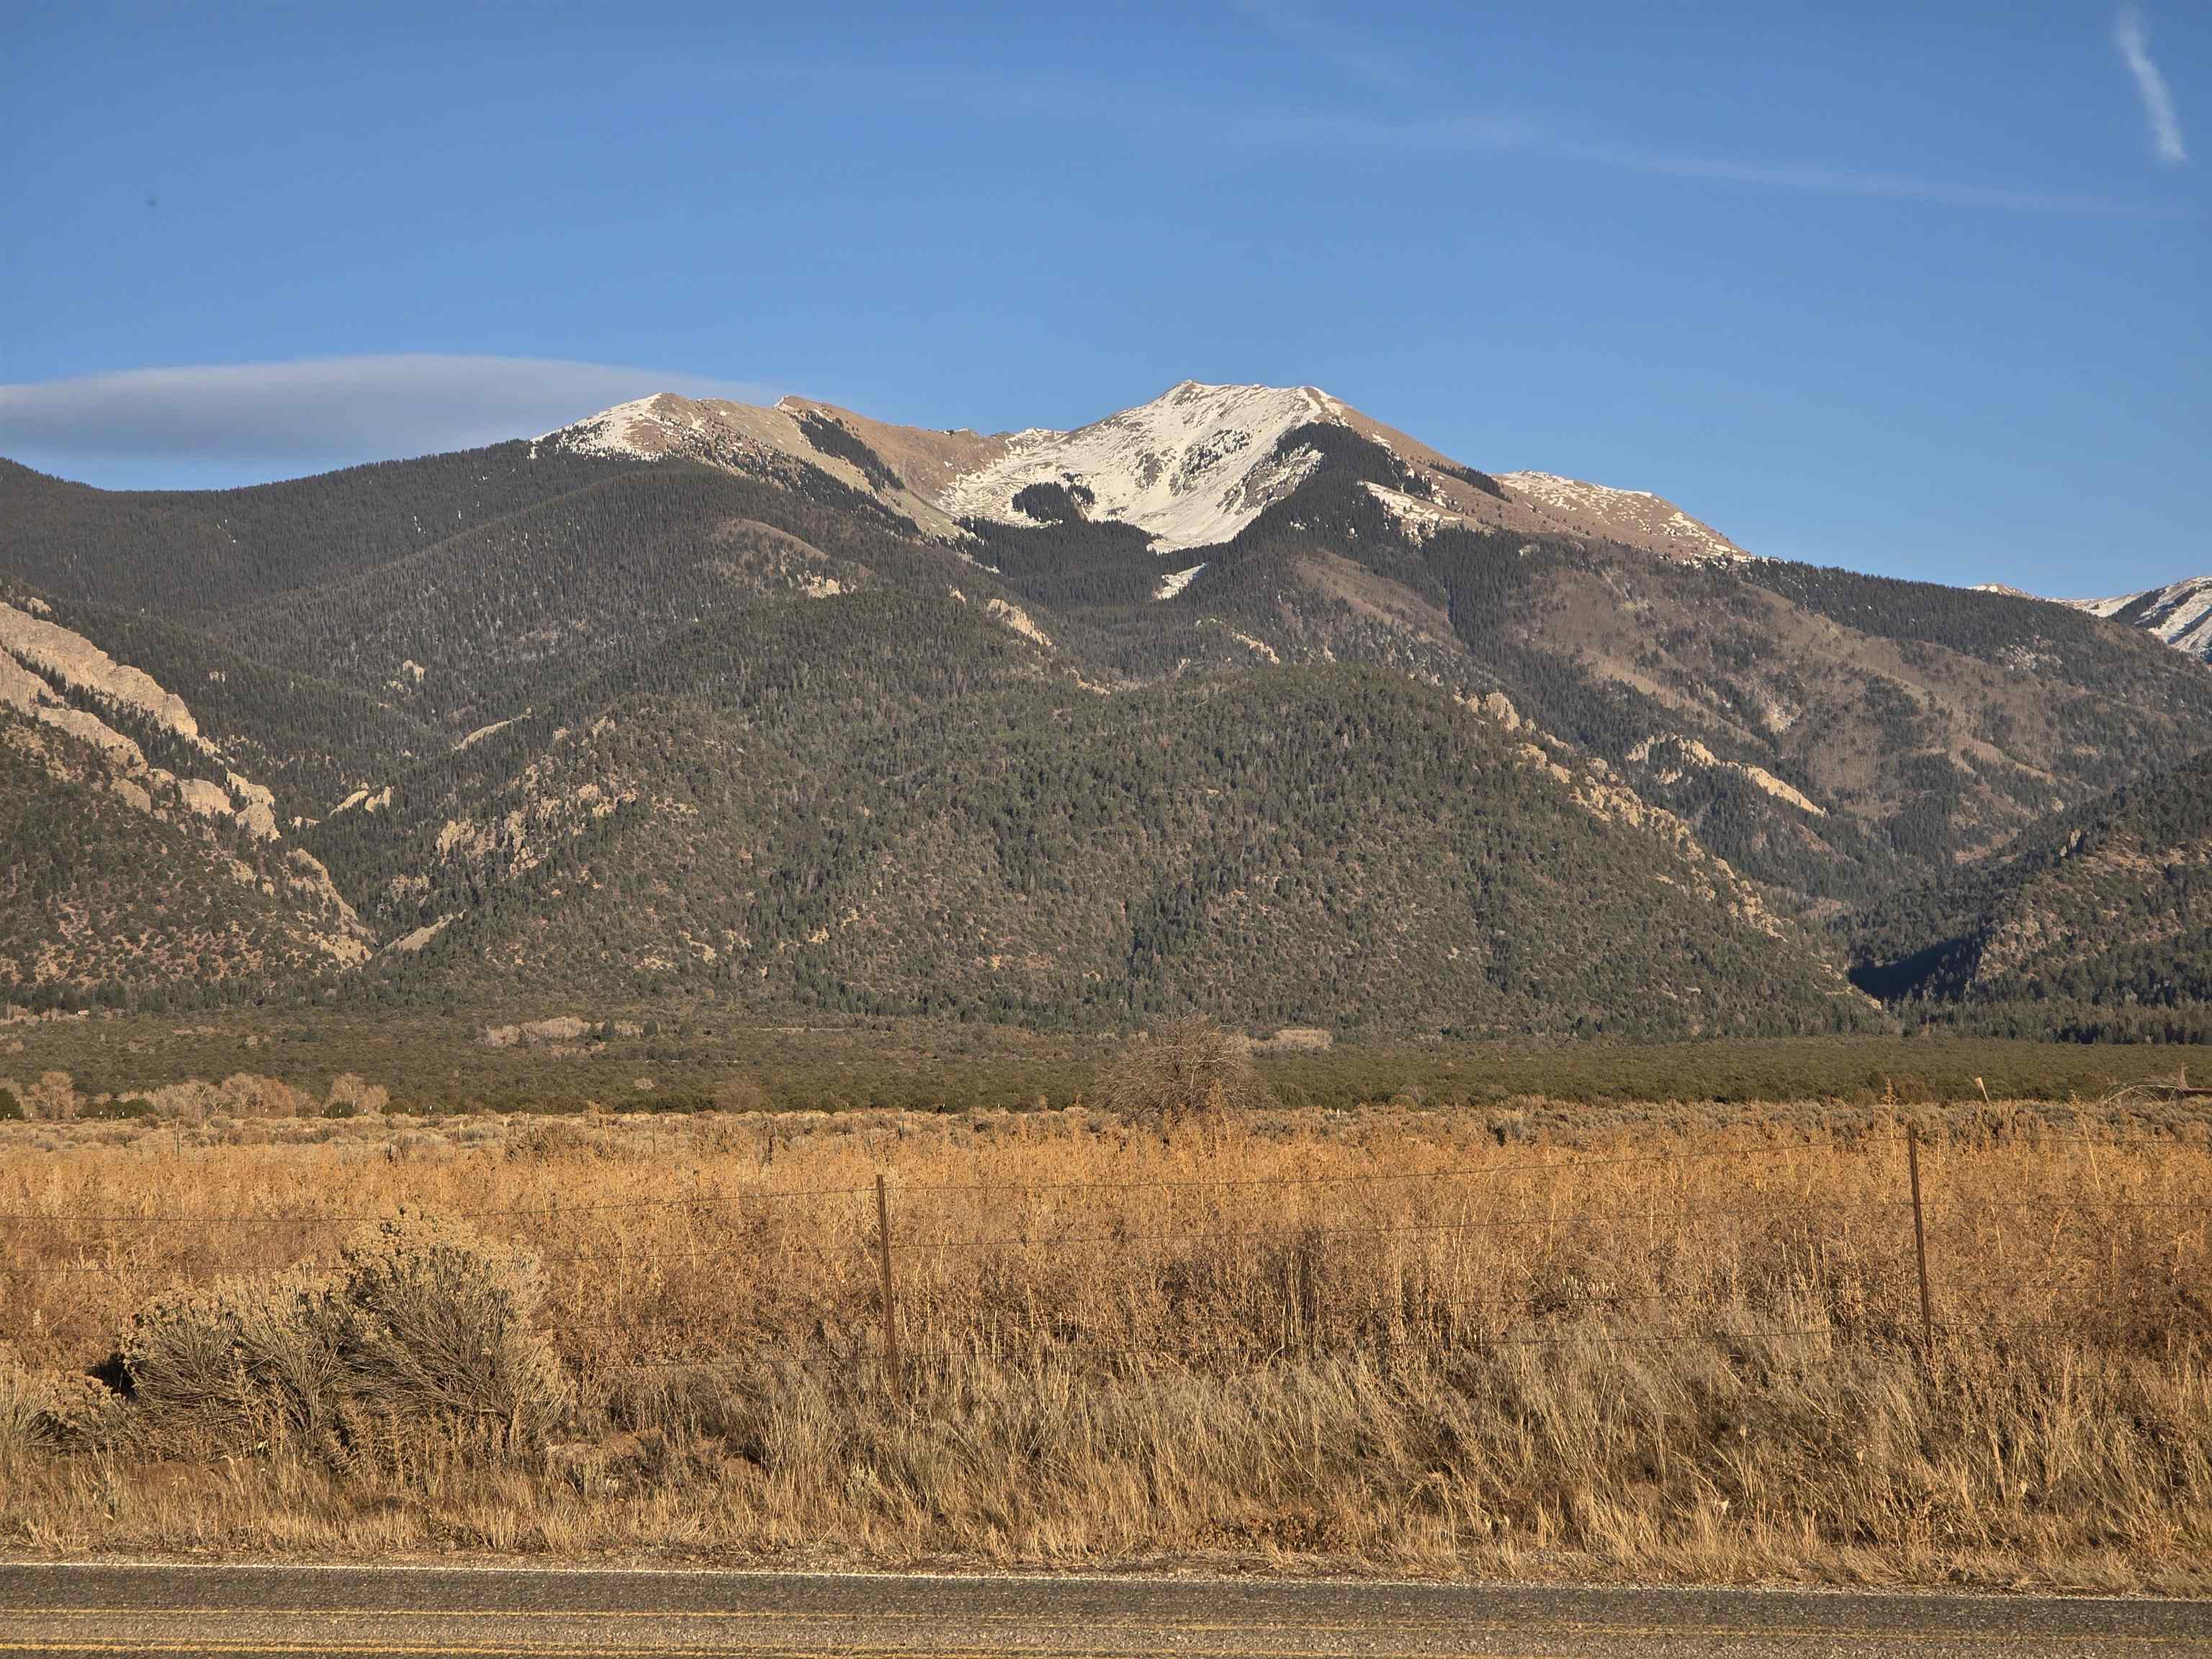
{"left": 0, "top": 1563, "right": 2205, "bottom": 1658}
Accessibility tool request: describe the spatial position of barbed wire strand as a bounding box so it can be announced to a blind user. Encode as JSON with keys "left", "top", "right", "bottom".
{"left": 6, "top": 1125, "right": 2201, "bottom": 1228}
{"left": 11, "top": 1190, "right": 2211, "bottom": 1279}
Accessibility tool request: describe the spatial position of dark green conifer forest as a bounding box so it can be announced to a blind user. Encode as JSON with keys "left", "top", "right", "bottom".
{"left": 3, "top": 410, "right": 2208, "bottom": 1045}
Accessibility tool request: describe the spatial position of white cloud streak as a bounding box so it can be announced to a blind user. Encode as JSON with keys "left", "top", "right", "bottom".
{"left": 1226, "top": 0, "right": 1423, "bottom": 94}
{"left": 1190, "top": 4, "right": 2180, "bottom": 211}
{"left": 1546, "top": 138, "right": 2163, "bottom": 215}
{"left": 0, "top": 355, "right": 775, "bottom": 480}
{"left": 1204, "top": 109, "right": 2170, "bottom": 215}
{"left": 877, "top": 58, "right": 2167, "bottom": 217}
{"left": 2116, "top": 6, "right": 2188, "bottom": 164}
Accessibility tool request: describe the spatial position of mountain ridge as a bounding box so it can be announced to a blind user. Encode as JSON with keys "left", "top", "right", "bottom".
{"left": 2069, "top": 575, "right": 2212, "bottom": 664}
{"left": 541, "top": 379, "right": 1763, "bottom": 570}
{"left": 1972, "top": 575, "right": 2212, "bottom": 667}
{"left": 4, "top": 377, "right": 2209, "bottom": 1035}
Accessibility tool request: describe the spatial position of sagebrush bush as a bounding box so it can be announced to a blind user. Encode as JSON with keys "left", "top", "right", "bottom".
{"left": 0, "top": 1345, "right": 108, "bottom": 1471}
{"left": 337, "top": 1210, "right": 567, "bottom": 1447}
{"left": 119, "top": 1271, "right": 347, "bottom": 1458}
{"left": 115, "top": 1210, "right": 565, "bottom": 1463}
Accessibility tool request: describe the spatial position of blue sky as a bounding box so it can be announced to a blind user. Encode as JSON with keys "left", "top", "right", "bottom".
{"left": 2, "top": 1, "right": 2203, "bottom": 595}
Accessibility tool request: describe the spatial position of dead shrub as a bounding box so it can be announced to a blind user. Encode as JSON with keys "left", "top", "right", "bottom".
{"left": 712, "top": 1074, "right": 770, "bottom": 1112}
{"left": 217, "top": 1071, "right": 314, "bottom": 1119}
{"left": 25, "top": 1071, "right": 78, "bottom": 1122}
{"left": 1095, "top": 1016, "right": 1272, "bottom": 1131}
{"left": 504, "top": 1118, "right": 616, "bottom": 1162}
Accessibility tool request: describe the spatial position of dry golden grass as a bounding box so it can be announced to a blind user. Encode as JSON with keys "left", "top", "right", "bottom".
{"left": 1, "top": 1100, "right": 2208, "bottom": 1588}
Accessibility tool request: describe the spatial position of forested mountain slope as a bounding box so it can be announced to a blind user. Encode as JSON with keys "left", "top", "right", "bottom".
{"left": 0, "top": 448, "right": 640, "bottom": 616}
{"left": 1850, "top": 750, "right": 2212, "bottom": 1037}
{"left": 1, "top": 716, "right": 369, "bottom": 1002}
{"left": 1, "top": 379, "right": 2207, "bottom": 1033}
{"left": 1125, "top": 439, "right": 2212, "bottom": 915}
{"left": 316, "top": 602, "right": 1863, "bottom": 1036}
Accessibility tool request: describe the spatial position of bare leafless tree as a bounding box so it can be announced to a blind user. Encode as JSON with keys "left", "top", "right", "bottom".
{"left": 1095, "top": 1015, "right": 1271, "bottom": 1133}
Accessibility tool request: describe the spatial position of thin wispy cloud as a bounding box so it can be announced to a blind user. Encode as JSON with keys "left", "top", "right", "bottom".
{"left": 716, "top": 53, "right": 2178, "bottom": 219}
{"left": 0, "top": 356, "right": 775, "bottom": 484}
{"left": 1200, "top": 2, "right": 2177, "bottom": 215}
{"left": 1203, "top": 107, "right": 2170, "bottom": 216}
{"left": 1547, "top": 138, "right": 2167, "bottom": 216}
{"left": 2115, "top": 6, "right": 2188, "bottom": 164}
{"left": 1226, "top": 0, "right": 1423, "bottom": 95}
{"left": 1214, "top": 108, "right": 1531, "bottom": 156}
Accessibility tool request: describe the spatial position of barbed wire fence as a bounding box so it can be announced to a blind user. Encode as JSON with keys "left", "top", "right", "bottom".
{"left": 4, "top": 1126, "right": 2209, "bottom": 1378}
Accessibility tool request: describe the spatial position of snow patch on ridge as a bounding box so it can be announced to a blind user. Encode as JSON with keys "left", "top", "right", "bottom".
{"left": 1362, "top": 482, "right": 1457, "bottom": 543}
{"left": 940, "top": 381, "right": 1341, "bottom": 552}
{"left": 548, "top": 395, "right": 680, "bottom": 459}
{"left": 2068, "top": 575, "right": 2212, "bottom": 661}
{"left": 1502, "top": 470, "right": 1663, "bottom": 513}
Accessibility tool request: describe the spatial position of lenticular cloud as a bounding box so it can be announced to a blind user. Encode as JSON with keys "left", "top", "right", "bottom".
{"left": 0, "top": 355, "right": 773, "bottom": 480}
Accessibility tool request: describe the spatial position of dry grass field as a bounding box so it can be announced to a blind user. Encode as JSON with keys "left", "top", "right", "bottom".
{"left": 2, "top": 1096, "right": 2209, "bottom": 1590}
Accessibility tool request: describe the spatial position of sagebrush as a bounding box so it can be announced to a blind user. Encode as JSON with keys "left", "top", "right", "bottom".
{"left": 111, "top": 1210, "right": 564, "bottom": 1465}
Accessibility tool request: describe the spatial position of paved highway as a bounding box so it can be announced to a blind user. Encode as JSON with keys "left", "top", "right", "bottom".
{"left": 0, "top": 1563, "right": 2204, "bottom": 1656}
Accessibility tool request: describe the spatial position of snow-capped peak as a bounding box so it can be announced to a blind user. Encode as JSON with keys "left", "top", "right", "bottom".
{"left": 542, "top": 381, "right": 1761, "bottom": 569}
{"left": 938, "top": 381, "right": 1348, "bottom": 552}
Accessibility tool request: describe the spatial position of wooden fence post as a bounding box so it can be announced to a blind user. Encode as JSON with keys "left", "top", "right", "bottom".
{"left": 1907, "top": 1123, "right": 1935, "bottom": 1357}
{"left": 876, "top": 1172, "right": 903, "bottom": 1398}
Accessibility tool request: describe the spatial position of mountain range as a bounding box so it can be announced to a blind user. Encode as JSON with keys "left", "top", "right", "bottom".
{"left": 3, "top": 379, "right": 2208, "bottom": 1039}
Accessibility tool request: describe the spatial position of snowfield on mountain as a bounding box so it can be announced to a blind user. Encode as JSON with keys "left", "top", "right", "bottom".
{"left": 542, "top": 379, "right": 1769, "bottom": 567}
